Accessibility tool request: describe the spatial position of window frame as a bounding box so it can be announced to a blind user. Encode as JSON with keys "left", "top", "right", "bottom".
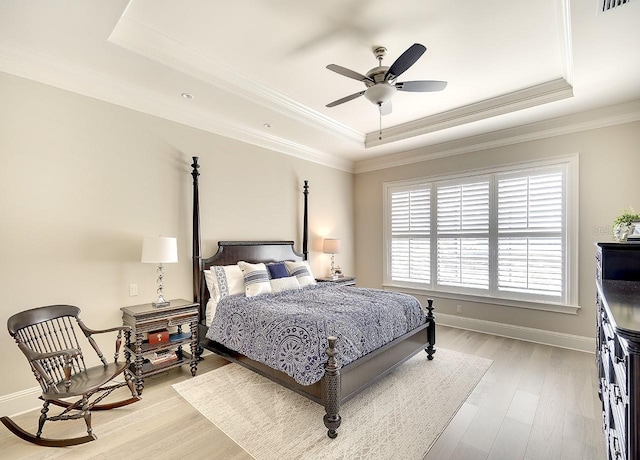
{"left": 382, "top": 155, "right": 579, "bottom": 314}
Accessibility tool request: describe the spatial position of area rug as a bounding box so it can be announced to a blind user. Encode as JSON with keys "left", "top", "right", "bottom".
{"left": 172, "top": 348, "right": 492, "bottom": 460}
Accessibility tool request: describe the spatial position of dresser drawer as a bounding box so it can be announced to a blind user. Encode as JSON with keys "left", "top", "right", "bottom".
{"left": 135, "top": 315, "right": 197, "bottom": 333}
{"left": 612, "top": 347, "right": 628, "bottom": 400}
{"left": 609, "top": 428, "right": 626, "bottom": 460}
{"left": 601, "top": 341, "right": 612, "bottom": 384}
{"left": 122, "top": 306, "right": 199, "bottom": 331}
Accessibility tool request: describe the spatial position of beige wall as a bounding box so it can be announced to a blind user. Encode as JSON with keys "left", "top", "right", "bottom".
{"left": 0, "top": 72, "right": 354, "bottom": 397}
{"left": 355, "top": 121, "right": 640, "bottom": 338}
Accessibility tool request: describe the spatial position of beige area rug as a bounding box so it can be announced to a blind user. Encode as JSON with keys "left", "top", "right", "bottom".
{"left": 172, "top": 348, "right": 492, "bottom": 460}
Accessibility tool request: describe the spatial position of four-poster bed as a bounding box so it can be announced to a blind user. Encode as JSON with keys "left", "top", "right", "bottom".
{"left": 190, "top": 157, "right": 436, "bottom": 438}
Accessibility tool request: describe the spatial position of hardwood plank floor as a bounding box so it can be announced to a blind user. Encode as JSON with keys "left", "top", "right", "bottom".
{"left": 426, "top": 327, "right": 606, "bottom": 460}
{"left": 1, "top": 326, "right": 606, "bottom": 459}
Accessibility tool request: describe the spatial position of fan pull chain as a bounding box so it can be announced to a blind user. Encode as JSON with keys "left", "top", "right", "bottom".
{"left": 378, "top": 103, "right": 383, "bottom": 140}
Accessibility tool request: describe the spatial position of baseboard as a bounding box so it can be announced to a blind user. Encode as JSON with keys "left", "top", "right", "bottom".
{"left": 437, "top": 313, "right": 595, "bottom": 353}
{"left": 0, "top": 386, "right": 42, "bottom": 417}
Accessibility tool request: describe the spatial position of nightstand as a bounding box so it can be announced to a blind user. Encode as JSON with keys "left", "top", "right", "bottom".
{"left": 121, "top": 299, "right": 199, "bottom": 395}
{"left": 316, "top": 276, "right": 356, "bottom": 286}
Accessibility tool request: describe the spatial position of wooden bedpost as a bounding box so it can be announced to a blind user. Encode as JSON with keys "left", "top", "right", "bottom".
{"left": 191, "top": 157, "right": 201, "bottom": 305}
{"left": 322, "top": 336, "right": 341, "bottom": 438}
{"left": 425, "top": 298, "right": 436, "bottom": 360}
{"left": 303, "top": 180, "right": 309, "bottom": 261}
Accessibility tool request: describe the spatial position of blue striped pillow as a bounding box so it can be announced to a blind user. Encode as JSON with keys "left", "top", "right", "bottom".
{"left": 238, "top": 261, "right": 272, "bottom": 297}
{"left": 284, "top": 261, "right": 317, "bottom": 287}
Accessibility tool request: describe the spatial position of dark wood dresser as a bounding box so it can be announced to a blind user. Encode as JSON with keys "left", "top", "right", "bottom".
{"left": 596, "top": 243, "right": 640, "bottom": 460}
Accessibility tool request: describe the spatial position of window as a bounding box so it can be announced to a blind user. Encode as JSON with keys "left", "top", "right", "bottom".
{"left": 384, "top": 157, "right": 576, "bottom": 307}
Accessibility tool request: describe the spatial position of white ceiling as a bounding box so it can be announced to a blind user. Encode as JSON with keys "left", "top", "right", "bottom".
{"left": 1, "top": 0, "right": 639, "bottom": 172}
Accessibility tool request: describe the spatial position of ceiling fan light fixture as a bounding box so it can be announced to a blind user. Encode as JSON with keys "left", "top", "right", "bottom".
{"left": 364, "top": 84, "right": 397, "bottom": 105}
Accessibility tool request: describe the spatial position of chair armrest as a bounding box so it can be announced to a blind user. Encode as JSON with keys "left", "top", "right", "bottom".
{"left": 20, "top": 344, "right": 81, "bottom": 363}
{"left": 78, "top": 324, "right": 132, "bottom": 337}
{"left": 27, "top": 348, "right": 81, "bottom": 393}
{"left": 76, "top": 321, "right": 131, "bottom": 365}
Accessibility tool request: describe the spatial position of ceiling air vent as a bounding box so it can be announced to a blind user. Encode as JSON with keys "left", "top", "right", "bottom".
{"left": 599, "top": 0, "right": 632, "bottom": 13}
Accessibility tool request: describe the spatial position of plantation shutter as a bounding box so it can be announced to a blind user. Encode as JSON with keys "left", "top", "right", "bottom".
{"left": 384, "top": 159, "right": 571, "bottom": 306}
{"left": 390, "top": 186, "right": 430, "bottom": 283}
{"left": 497, "top": 171, "right": 564, "bottom": 297}
{"left": 436, "top": 180, "right": 490, "bottom": 290}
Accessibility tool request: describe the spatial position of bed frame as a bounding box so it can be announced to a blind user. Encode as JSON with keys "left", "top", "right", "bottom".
{"left": 190, "top": 157, "right": 436, "bottom": 438}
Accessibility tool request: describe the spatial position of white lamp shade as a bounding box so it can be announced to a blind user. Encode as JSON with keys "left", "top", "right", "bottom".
{"left": 141, "top": 236, "right": 178, "bottom": 263}
{"left": 323, "top": 238, "right": 341, "bottom": 254}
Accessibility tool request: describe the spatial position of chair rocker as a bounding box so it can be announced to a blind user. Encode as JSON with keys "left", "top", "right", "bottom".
{"left": 1, "top": 305, "right": 140, "bottom": 447}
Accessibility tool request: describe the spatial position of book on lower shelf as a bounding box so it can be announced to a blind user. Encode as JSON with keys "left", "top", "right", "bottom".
{"left": 139, "top": 356, "right": 181, "bottom": 373}
{"left": 148, "top": 350, "right": 178, "bottom": 366}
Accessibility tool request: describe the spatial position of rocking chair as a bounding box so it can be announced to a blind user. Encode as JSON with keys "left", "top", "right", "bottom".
{"left": 1, "top": 305, "right": 140, "bottom": 447}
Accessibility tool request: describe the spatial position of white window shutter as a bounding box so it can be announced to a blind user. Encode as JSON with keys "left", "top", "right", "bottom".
{"left": 497, "top": 172, "right": 564, "bottom": 297}
{"left": 390, "top": 186, "right": 430, "bottom": 284}
{"left": 436, "top": 180, "right": 490, "bottom": 289}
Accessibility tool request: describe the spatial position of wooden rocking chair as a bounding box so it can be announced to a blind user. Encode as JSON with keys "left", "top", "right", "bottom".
{"left": 1, "top": 305, "right": 140, "bottom": 447}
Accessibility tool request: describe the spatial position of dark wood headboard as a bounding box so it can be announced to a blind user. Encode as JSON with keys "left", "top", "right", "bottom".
{"left": 190, "top": 157, "right": 309, "bottom": 325}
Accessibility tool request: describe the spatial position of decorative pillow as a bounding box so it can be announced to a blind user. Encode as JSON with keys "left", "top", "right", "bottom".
{"left": 238, "top": 261, "right": 272, "bottom": 297}
{"left": 204, "top": 265, "right": 244, "bottom": 303}
{"left": 284, "top": 260, "right": 317, "bottom": 287}
{"left": 270, "top": 276, "right": 301, "bottom": 293}
{"left": 267, "top": 262, "right": 289, "bottom": 279}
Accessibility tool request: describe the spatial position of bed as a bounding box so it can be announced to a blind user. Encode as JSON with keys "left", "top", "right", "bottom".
{"left": 189, "top": 157, "right": 436, "bottom": 438}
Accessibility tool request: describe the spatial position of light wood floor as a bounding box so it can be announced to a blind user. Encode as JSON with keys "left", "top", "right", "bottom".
{"left": 1, "top": 326, "right": 606, "bottom": 460}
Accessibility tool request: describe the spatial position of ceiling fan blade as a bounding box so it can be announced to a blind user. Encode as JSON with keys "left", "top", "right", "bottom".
{"left": 395, "top": 80, "right": 448, "bottom": 92}
{"left": 326, "top": 64, "right": 373, "bottom": 82}
{"left": 379, "top": 101, "right": 392, "bottom": 116}
{"left": 326, "top": 91, "right": 366, "bottom": 107}
{"left": 385, "top": 43, "right": 426, "bottom": 81}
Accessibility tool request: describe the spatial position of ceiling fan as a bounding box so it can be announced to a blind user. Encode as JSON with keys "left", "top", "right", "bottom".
{"left": 325, "top": 43, "right": 447, "bottom": 116}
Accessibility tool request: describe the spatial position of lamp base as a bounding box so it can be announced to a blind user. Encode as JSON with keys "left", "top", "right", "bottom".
{"left": 152, "top": 300, "right": 170, "bottom": 308}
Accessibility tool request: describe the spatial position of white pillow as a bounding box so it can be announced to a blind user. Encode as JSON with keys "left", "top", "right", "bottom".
{"left": 270, "top": 276, "right": 301, "bottom": 293}
{"left": 205, "top": 264, "right": 244, "bottom": 303}
{"left": 284, "top": 260, "right": 317, "bottom": 287}
{"left": 205, "top": 298, "right": 216, "bottom": 327}
{"left": 238, "top": 261, "right": 272, "bottom": 297}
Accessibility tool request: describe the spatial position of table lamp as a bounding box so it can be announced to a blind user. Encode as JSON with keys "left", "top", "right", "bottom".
{"left": 142, "top": 236, "right": 178, "bottom": 307}
{"left": 322, "top": 238, "right": 341, "bottom": 280}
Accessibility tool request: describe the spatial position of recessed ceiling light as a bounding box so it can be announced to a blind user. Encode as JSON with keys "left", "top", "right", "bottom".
{"left": 263, "top": 123, "right": 272, "bottom": 128}
{"left": 181, "top": 93, "right": 194, "bottom": 100}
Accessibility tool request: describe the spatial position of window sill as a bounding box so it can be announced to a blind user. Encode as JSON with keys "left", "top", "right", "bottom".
{"left": 382, "top": 284, "right": 580, "bottom": 315}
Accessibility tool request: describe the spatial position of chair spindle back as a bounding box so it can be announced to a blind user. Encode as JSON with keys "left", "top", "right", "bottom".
{"left": 8, "top": 305, "right": 88, "bottom": 392}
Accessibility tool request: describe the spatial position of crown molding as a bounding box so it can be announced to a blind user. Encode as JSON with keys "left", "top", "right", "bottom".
{"left": 107, "top": 14, "right": 364, "bottom": 146}
{"left": 0, "top": 40, "right": 354, "bottom": 173}
{"left": 365, "top": 78, "right": 574, "bottom": 148}
{"left": 556, "top": 0, "right": 574, "bottom": 85}
{"left": 354, "top": 99, "right": 640, "bottom": 174}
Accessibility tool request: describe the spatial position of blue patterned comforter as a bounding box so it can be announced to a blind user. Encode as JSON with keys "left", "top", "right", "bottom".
{"left": 206, "top": 284, "right": 425, "bottom": 385}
